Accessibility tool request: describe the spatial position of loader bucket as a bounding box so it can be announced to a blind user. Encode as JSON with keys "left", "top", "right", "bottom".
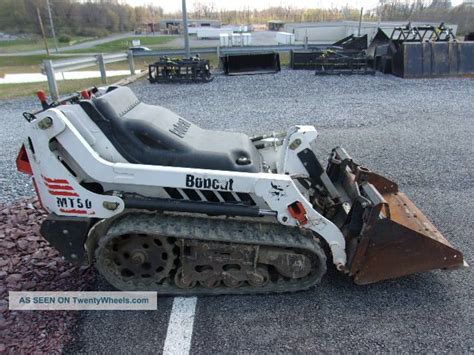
{"left": 348, "top": 190, "right": 464, "bottom": 284}
{"left": 328, "top": 148, "right": 465, "bottom": 284}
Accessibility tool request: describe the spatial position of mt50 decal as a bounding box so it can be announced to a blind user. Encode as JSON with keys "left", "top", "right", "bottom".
{"left": 43, "top": 176, "right": 94, "bottom": 215}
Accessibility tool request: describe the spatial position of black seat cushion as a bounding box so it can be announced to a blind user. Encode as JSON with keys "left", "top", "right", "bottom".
{"left": 89, "top": 86, "right": 261, "bottom": 173}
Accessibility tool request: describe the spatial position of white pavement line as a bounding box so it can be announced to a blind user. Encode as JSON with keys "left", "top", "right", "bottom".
{"left": 163, "top": 297, "right": 197, "bottom": 355}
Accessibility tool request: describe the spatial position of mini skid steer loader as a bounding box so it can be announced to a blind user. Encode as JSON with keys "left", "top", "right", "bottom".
{"left": 16, "top": 86, "right": 466, "bottom": 294}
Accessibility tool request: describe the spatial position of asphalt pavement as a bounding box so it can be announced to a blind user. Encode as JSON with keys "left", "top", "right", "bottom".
{"left": 0, "top": 31, "right": 278, "bottom": 57}
{"left": 0, "top": 31, "right": 306, "bottom": 57}
{"left": 1, "top": 70, "right": 472, "bottom": 353}
{"left": 0, "top": 32, "right": 150, "bottom": 56}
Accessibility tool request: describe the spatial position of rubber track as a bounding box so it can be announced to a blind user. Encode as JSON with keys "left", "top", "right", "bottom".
{"left": 96, "top": 213, "right": 327, "bottom": 295}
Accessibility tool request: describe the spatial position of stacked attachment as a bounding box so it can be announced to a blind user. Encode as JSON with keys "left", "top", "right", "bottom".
{"left": 313, "top": 50, "right": 374, "bottom": 75}
{"left": 367, "top": 22, "right": 474, "bottom": 77}
{"left": 390, "top": 22, "right": 456, "bottom": 42}
{"left": 291, "top": 35, "right": 374, "bottom": 75}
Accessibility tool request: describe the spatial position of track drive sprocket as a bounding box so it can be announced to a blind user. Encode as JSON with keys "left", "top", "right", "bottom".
{"left": 95, "top": 232, "right": 177, "bottom": 290}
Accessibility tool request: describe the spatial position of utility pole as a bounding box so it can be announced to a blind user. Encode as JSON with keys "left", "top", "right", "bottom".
{"left": 37, "top": 8, "right": 50, "bottom": 55}
{"left": 46, "top": 0, "right": 59, "bottom": 53}
{"left": 182, "top": 0, "right": 190, "bottom": 57}
{"left": 358, "top": 7, "right": 363, "bottom": 37}
{"left": 151, "top": 6, "right": 155, "bottom": 35}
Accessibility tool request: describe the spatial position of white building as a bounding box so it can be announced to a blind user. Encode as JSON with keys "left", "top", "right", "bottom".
{"left": 284, "top": 21, "right": 458, "bottom": 44}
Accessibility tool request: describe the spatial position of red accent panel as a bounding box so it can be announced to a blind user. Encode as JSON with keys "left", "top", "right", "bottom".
{"left": 48, "top": 190, "right": 79, "bottom": 197}
{"left": 42, "top": 176, "right": 69, "bottom": 184}
{"left": 16, "top": 145, "right": 33, "bottom": 175}
{"left": 288, "top": 201, "right": 308, "bottom": 225}
{"left": 59, "top": 208, "right": 88, "bottom": 215}
{"left": 45, "top": 183, "right": 74, "bottom": 190}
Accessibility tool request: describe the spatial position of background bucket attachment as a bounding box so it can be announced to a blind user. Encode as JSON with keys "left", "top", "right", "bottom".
{"left": 391, "top": 42, "right": 474, "bottom": 78}
{"left": 221, "top": 52, "right": 280, "bottom": 75}
{"left": 290, "top": 50, "right": 324, "bottom": 70}
{"left": 328, "top": 148, "right": 465, "bottom": 284}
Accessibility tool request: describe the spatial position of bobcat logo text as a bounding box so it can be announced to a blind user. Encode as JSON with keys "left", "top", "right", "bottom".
{"left": 185, "top": 174, "right": 234, "bottom": 191}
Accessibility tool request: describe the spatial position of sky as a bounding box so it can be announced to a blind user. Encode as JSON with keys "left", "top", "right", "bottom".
{"left": 122, "top": 0, "right": 465, "bottom": 13}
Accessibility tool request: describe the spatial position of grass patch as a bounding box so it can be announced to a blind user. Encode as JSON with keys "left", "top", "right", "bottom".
{"left": 0, "top": 54, "right": 154, "bottom": 76}
{"left": 105, "top": 57, "right": 156, "bottom": 70}
{"left": 0, "top": 54, "right": 53, "bottom": 67}
{"left": 0, "top": 75, "right": 128, "bottom": 100}
{"left": 279, "top": 52, "right": 290, "bottom": 67}
{"left": 0, "top": 55, "right": 84, "bottom": 76}
{"left": 0, "top": 54, "right": 150, "bottom": 100}
{"left": 0, "top": 37, "right": 93, "bottom": 53}
{"left": 199, "top": 53, "right": 219, "bottom": 68}
{"left": 64, "top": 36, "right": 175, "bottom": 53}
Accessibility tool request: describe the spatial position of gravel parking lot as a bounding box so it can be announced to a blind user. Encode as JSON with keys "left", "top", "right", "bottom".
{"left": 1, "top": 71, "right": 473, "bottom": 352}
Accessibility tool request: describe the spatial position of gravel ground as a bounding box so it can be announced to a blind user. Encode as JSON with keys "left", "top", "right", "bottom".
{"left": 0, "top": 97, "right": 37, "bottom": 203}
{"left": 1, "top": 70, "right": 473, "bottom": 352}
{"left": 0, "top": 199, "right": 95, "bottom": 353}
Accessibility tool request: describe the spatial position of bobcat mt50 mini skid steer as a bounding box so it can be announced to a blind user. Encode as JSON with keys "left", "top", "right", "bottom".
{"left": 16, "top": 86, "right": 466, "bottom": 294}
